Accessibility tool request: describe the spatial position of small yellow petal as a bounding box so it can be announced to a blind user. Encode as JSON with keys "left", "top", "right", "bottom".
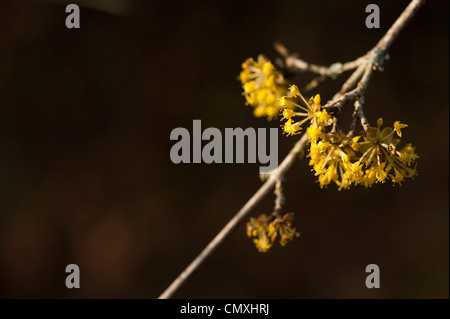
{"left": 314, "top": 94, "right": 321, "bottom": 105}
{"left": 289, "top": 85, "right": 300, "bottom": 98}
{"left": 377, "top": 118, "right": 383, "bottom": 127}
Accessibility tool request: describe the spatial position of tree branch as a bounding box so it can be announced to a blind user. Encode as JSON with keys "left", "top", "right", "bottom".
{"left": 158, "top": 0, "right": 425, "bottom": 299}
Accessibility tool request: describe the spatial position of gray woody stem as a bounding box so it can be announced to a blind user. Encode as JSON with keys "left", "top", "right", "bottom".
{"left": 158, "top": 0, "right": 425, "bottom": 299}
{"left": 159, "top": 134, "right": 309, "bottom": 299}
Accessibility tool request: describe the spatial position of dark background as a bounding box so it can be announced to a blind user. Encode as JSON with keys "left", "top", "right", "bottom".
{"left": 0, "top": 0, "right": 448, "bottom": 298}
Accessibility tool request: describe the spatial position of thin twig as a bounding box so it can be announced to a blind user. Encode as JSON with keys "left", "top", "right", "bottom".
{"left": 275, "top": 42, "right": 366, "bottom": 77}
{"left": 273, "top": 178, "right": 284, "bottom": 212}
{"left": 158, "top": 0, "right": 425, "bottom": 299}
{"left": 323, "top": 62, "right": 375, "bottom": 115}
{"left": 333, "top": 63, "right": 366, "bottom": 100}
{"left": 347, "top": 96, "right": 370, "bottom": 138}
{"left": 354, "top": 97, "right": 370, "bottom": 132}
{"left": 374, "top": 0, "right": 425, "bottom": 52}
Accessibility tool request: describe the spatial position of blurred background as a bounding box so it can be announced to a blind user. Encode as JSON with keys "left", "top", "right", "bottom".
{"left": 0, "top": 0, "right": 448, "bottom": 298}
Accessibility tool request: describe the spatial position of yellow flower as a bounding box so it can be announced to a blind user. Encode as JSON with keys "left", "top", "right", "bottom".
{"left": 390, "top": 168, "right": 405, "bottom": 185}
{"left": 243, "top": 81, "right": 255, "bottom": 93}
{"left": 393, "top": 121, "right": 408, "bottom": 137}
{"left": 351, "top": 136, "right": 361, "bottom": 151}
{"left": 282, "top": 108, "right": 295, "bottom": 120}
{"left": 398, "top": 143, "right": 419, "bottom": 165}
{"left": 308, "top": 130, "right": 366, "bottom": 189}
{"left": 314, "top": 94, "right": 321, "bottom": 105}
{"left": 306, "top": 125, "right": 322, "bottom": 142}
{"left": 283, "top": 118, "right": 302, "bottom": 136}
{"left": 362, "top": 169, "right": 377, "bottom": 187}
{"left": 247, "top": 213, "right": 299, "bottom": 252}
{"left": 239, "top": 55, "right": 287, "bottom": 120}
{"left": 279, "top": 96, "right": 289, "bottom": 108}
{"left": 315, "top": 110, "right": 331, "bottom": 126}
{"left": 375, "top": 162, "right": 389, "bottom": 182}
{"left": 279, "top": 87, "right": 332, "bottom": 136}
{"left": 267, "top": 223, "right": 278, "bottom": 242}
{"left": 253, "top": 106, "right": 266, "bottom": 118}
{"left": 278, "top": 223, "right": 299, "bottom": 246}
{"left": 253, "top": 230, "right": 272, "bottom": 253}
{"left": 289, "top": 84, "right": 301, "bottom": 97}
{"left": 336, "top": 178, "right": 351, "bottom": 190}
{"left": 377, "top": 118, "right": 383, "bottom": 127}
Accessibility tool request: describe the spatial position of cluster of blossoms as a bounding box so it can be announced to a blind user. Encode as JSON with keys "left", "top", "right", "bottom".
{"left": 246, "top": 212, "right": 300, "bottom": 252}
{"left": 280, "top": 85, "right": 332, "bottom": 137}
{"left": 239, "top": 56, "right": 418, "bottom": 252}
{"left": 239, "top": 55, "right": 287, "bottom": 120}
{"left": 280, "top": 84, "right": 419, "bottom": 189}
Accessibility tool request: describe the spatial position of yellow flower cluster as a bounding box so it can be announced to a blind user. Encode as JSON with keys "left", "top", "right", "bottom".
{"left": 240, "top": 55, "right": 287, "bottom": 120}
{"left": 246, "top": 213, "right": 300, "bottom": 252}
{"left": 280, "top": 85, "right": 332, "bottom": 137}
{"left": 280, "top": 85, "right": 419, "bottom": 189}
